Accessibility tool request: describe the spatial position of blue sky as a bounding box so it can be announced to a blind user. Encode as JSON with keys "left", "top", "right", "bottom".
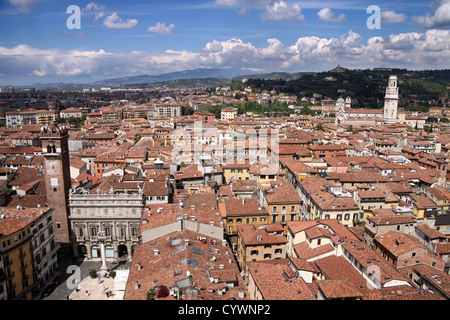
{"left": 0, "top": 0, "right": 449, "bottom": 85}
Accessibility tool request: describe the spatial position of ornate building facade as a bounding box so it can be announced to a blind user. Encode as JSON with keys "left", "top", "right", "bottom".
{"left": 68, "top": 189, "right": 144, "bottom": 261}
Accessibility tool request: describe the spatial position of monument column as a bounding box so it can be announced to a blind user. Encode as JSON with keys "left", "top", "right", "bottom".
{"left": 98, "top": 231, "right": 108, "bottom": 270}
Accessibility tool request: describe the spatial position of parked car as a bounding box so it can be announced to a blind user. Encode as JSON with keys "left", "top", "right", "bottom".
{"left": 52, "top": 276, "right": 62, "bottom": 285}
{"left": 40, "top": 284, "right": 57, "bottom": 299}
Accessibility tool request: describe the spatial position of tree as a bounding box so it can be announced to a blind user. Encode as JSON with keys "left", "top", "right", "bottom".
{"left": 89, "top": 269, "right": 98, "bottom": 279}
{"left": 315, "top": 123, "right": 325, "bottom": 132}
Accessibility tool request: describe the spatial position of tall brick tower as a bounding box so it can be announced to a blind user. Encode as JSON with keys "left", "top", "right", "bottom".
{"left": 40, "top": 124, "right": 72, "bottom": 248}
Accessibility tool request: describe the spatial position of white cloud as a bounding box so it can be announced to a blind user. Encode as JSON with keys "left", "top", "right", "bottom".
{"left": 82, "top": 2, "right": 106, "bottom": 22}
{"left": 103, "top": 12, "right": 138, "bottom": 29}
{"left": 32, "top": 69, "right": 46, "bottom": 77}
{"left": 412, "top": 0, "right": 450, "bottom": 28}
{"left": 1, "top": 30, "right": 449, "bottom": 85}
{"left": 381, "top": 11, "right": 408, "bottom": 23}
{"left": 7, "top": 0, "right": 35, "bottom": 14}
{"left": 260, "top": 1, "right": 305, "bottom": 21}
{"left": 147, "top": 22, "right": 175, "bottom": 35}
{"left": 317, "top": 8, "right": 346, "bottom": 23}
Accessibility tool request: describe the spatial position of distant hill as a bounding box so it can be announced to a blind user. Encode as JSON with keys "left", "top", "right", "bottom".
{"left": 232, "top": 71, "right": 315, "bottom": 81}
{"left": 228, "top": 68, "right": 450, "bottom": 109}
{"left": 23, "top": 68, "right": 244, "bottom": 89}
{"left": 121, "top": 77, "right": 230, "bottom": 89}
{"left": 89, "top": 68, "right": 238, "bottom": 88}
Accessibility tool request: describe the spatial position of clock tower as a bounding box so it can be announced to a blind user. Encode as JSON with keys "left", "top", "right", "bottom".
{"left": 41, "top": 124, "right": 72, "bottom": 247}
{"left": 383, "top": 75, "right": 399, "bottom": 124}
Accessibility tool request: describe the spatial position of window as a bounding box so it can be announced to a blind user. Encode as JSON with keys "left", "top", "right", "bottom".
{"left": 251, "top": 250, "right": 258, "bottom": 256}
{"left": 40, "top": 233, "right": 45, "bottom": 244}
{"left": 272, "top": 207, "right": 277, "bottom": 214}
{"left": 344, "top": 214, "right": 350, "bottom": 220}
{"left": 236, "top": 218, "right": 242, "bottom": 224}
{"left": 317, "top": 239, "right": 321, "bottom": 246}
{"left": 282, "top": 206, "right": 286, "bottom": 214}
{"left": 90, "top": 227, "right": 98, "bottom": 237}
{"left": 337, "top": 214, "right": 342, "bottom": 221}
{"left": 291, "top": 206, "right": 295, "bottom": 213}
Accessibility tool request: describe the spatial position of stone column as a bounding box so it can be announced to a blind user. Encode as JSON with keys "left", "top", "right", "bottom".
{"left": 100, "top": 242, "right": 108, "bottom": 270}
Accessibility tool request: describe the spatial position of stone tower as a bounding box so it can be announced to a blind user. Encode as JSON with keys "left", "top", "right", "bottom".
{"left": 383, "top": 75, "right": 399, "bottom": 124}
{"left": 435, "top": 159, "right": 448, "bottom": 187}
{"left": 40, "top": 124, "right": 72, "bottom": 247}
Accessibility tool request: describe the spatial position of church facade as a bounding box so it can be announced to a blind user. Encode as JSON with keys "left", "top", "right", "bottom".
{"left": 336, "top": 75, "right": 400, "bottom": 126}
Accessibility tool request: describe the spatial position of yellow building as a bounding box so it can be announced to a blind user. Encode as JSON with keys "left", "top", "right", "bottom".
{"left": 219, "top": 198, "right": 269, "bottom": 249}
{"left": 36, "top": 110, "right": 57, "bottom": 125}
{"left": 249, "top": 164, "right": 284, "bottom": 187}
{"left": 411, "top": 194, "right": 438, "bottom": 220}
{"left": 222, "top": 163, "right": 250, "bottom": 183}
{"left": 260, "top": 178, "right": 302, "bottom": 233}
{"left": 426, "top": 188, "right": 450, "bottom": 211}
{"left": 0, "top": 216, "right": 34, "bottom": 300}
{"left": 236, "top": 224, "right": 287, "bottom": 286}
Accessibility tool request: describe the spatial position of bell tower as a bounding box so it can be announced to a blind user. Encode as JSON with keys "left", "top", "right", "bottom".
{"left": 383, "top": 75, "right": 399, "bottom": 124}
{"left": 40, "top": 124, "right": 72, "bottom": 247}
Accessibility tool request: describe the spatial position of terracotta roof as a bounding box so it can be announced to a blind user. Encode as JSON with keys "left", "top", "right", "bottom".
{"left": 265, "top": 179, "right": 302, "bottom": 204}
{"left": 124, "top": 229, "right": 246, "bottom": 300}
{"left": 247, "top": 258, "right": 315, "bottom": 300}
{"left": 237, "top": 224, "right": 287, "bottom": 246}
{"left": 317, "top": 279, "right": 364, "bottom": 299}
{"left": 221, "top": 198, "right": 268, "bottom": 217}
